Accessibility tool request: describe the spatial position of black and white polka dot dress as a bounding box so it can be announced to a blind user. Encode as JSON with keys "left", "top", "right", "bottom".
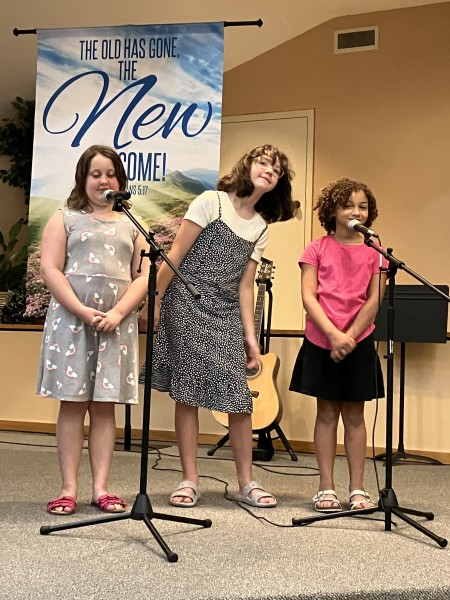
{"left": 151, "top": 196, "right": 266, "bottom": 414}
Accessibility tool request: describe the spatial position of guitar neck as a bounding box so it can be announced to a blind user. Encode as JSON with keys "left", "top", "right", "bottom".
{"left": 254, "top": 282, "right": 266, "bottom": 341}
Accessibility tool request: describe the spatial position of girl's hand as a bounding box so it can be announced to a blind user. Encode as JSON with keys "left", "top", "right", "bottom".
{"left": 329, "top": 330, "right": 356, "bottom": 363}
{"left": 244, "top": 338, "right": 261, "bottom": 371}
{"left": 94, "top": 308, "right": 123, "bottom": 332}
{"left": 78, "top": 306, "right": 107, "bottom": 326}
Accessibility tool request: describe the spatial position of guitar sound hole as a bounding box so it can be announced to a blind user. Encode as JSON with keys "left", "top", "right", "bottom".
{"left": 246, "top": 361, "right": 262, "bottom": 379}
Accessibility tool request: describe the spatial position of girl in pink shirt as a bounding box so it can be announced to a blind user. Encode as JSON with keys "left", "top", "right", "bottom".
{"left": 290, "top": 177, "right": 387, "bottom": 513}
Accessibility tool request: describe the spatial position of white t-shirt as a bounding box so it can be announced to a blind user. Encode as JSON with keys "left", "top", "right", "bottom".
{"left": 184, "top": 190, "right": 268, "bottom": 263}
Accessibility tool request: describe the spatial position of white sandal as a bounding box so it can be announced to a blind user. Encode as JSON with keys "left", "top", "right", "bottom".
{"left": 169, "top": 480, "right": 200, "bottom": 508}
{"left": 235, "top": 481, "right": 277, "bottom": 508}
{"left": 313, "top": 490, "right": 342, "bottom": 513}
{"left": 349, "top": 489, "right": 376, "bottom": 510}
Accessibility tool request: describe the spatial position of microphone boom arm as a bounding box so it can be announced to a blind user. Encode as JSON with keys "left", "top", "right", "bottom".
{"left": 112, "top": 198, "right": 200, "bottom": 299}
{"left": 364, "top": 238, "right": 450, "bottom": 301}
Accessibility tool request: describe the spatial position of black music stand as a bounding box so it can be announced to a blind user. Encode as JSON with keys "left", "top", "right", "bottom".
{"left": 374, "top": 285, "right": 448, "bottom": 465}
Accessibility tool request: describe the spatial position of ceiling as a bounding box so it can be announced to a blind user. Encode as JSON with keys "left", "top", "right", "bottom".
{"left": 179, "top": 0, "right": 445, "bottom": 70}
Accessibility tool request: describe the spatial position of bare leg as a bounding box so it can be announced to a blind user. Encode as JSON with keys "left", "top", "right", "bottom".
{"left": 228, "top": 412, "right": 275, "bottom": 505}
{"left": 228, "top": 413, "right": 253, "bottom": 490}
{"left": 53, "top": 400, "right": 89, "bottom": 512}
{"left": 88, "top": 401, "right": 121, "bottom": 510}
{"left": 341, "top": 401, "right": 374, "bottom": 507}
{"left": 314, "top": 398, "right": 341, "bottom": 508}
{"left": 172, "top": 402, "right": 199, "bottom": 504}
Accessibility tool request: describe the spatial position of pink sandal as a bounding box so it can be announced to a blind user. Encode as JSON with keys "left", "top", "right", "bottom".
{"left": 91, "top": 493, "right": 127, "bottom": 513}
{"left": 47, "top": 495, "right": 77, "bottom": 515}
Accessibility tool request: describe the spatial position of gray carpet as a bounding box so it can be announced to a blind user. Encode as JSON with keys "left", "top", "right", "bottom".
{"left": 0, "top": 432, "right": 449, "bottom": 600}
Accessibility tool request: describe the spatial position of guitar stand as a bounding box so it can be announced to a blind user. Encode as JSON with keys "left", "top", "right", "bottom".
{"left": 207, "top": 421, "right": 298, "bottom": 462}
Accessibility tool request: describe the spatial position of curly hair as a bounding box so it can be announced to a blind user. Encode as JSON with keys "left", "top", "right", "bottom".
{"left": 66, "top": 145, "right": 130, "bottom": 211}
{"left": 314, "top": 177, "right": 378, "bottom": 234}
{"left": 217, "top": 144, "right": 297, "bottom": 224}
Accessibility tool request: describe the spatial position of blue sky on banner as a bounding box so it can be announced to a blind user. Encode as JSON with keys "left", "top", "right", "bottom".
{"left": 31, "top": 23, "right": 224, "bottom": 205}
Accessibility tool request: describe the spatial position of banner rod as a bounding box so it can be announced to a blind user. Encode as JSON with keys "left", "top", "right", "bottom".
{"left": 224, "top": 20, "right": 263, "bottom": 27}
{"left": 13, "top": 28, "right": 36, "bottom": 35}
{"left": 13, "top": 20, "right": 263, "bottom": 36}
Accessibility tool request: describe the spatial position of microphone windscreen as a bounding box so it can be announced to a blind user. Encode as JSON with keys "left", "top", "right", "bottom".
{"left": 102, "top": 189, "right": 115, "bottom": 203}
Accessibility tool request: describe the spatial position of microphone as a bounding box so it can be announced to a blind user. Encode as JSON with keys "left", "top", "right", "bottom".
{"left": 348, "top": 219, "right": 379, "bottom": 239}
{"left": 102, "top": 189, "right": 131, "bottom": 204}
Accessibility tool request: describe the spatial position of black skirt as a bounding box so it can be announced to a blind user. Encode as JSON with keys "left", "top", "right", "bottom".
{"left": 289, "top": 334, "right": 384, "bottom": 402}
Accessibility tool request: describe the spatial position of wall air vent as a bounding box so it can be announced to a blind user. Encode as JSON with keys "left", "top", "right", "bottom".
{"left": 334, "top": 26, "right": 378, "bottom": 54}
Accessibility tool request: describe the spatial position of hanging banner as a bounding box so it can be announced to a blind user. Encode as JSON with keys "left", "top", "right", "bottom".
{"left": 26, "top": 22, "right": 224, "bottom": 318}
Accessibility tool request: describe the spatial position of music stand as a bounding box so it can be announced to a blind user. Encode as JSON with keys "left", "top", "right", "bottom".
{"left": 292, "top": 241, "right": 448, "bottom": 548}
{"left": 374, "top": 285, "right": 448, "bottom": 465}
{"left": 40, "top": 197, "right": 212, "bottom": 562}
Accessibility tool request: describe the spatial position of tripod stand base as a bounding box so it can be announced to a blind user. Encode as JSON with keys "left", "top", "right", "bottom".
{"left": 40, "top": 493, "right": 212, "bottom": 562}
{"left": 207, "top": 422, "right": 298, "bottom": 462}
{"left": 206, "top": 432, "right": 276, "bottom": 461}
{"left": 291, "top": 488, "right": 447, "bottom": 548}
{"left": 375, "top": 449, "right": 443, "bottom": 465}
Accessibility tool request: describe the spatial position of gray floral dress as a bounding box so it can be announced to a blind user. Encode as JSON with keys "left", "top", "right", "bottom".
{"left": 151, "top": 197, "right": 267, "bottom": 413}
{"left": 36, "top": 208, "right": 140, "bottom": 404}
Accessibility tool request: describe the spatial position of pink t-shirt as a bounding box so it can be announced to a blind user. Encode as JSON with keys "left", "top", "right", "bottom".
{"left": 300, "top": 235, "right": 388, "bottom": 350}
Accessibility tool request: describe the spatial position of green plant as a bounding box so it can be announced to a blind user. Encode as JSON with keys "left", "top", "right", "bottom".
{"left": 0, "top": 97, "right": 35, "bottom": 205}
{"left": 0, "top": 218, "right": 28, "bottom": 292}
{"left": 1, "top": 286, "right": 28, "bottom": 324}
{"left": 0, "top": 97, "right": 34, "bottom": 307}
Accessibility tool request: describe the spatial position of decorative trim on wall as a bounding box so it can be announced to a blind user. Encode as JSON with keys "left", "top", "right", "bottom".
{"left": 1, "top": 420, "right": 448, "bottom": 464}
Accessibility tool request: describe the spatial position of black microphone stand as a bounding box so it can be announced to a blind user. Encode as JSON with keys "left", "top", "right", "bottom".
{"left": 292, "top": 236, "right": 448, "bottom": 548}
{"left": 40, "top": 196, "right": 212, "bottom": 562}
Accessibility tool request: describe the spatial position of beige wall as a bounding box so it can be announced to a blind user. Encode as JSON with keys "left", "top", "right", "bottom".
{"left": 1, "top": 3, "right": 450, "bottom": 460}
{"left": 223, "top": 3, "right": 450, "bottom": 290}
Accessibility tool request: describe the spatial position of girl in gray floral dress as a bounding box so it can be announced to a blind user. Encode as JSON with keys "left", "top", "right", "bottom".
{"left": 37, "top": 145, "right": 149, "bottom": 516}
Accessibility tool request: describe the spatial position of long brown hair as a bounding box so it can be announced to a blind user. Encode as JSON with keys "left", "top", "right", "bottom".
{"left": 66, "top": 145, "right": 129, "bottom": 211}
{"left": 217, "top": 144, "right": 296, "bottom": 224}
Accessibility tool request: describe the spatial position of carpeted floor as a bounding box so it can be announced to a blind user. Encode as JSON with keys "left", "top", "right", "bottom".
{"left": 0, "top": 431, "right": 449, "bottom": 600}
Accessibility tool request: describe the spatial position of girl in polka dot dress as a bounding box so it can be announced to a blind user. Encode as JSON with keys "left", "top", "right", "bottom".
{"left": 148, "top": 145, "right": 296, "bottom": 508}
{"left": 37, "top": 145, "right": 149, "bottom": 516}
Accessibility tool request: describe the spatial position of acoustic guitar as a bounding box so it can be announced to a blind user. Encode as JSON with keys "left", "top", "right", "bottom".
{"left": 212, "top": 258, "right": 283, "bottom": 432}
